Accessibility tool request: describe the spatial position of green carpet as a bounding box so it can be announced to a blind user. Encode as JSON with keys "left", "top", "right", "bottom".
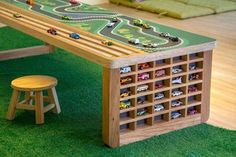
{"left": 0, "top": 27, "right": 235, "bottom": 157}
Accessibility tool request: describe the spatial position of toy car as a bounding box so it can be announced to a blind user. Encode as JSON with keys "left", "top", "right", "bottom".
{"left": 143, "top": 43, "right": 158, "bottom": 48}
{"left": 13, "top": 13, "right": 22, "bottom": 18}
{"left": 137, "top": 96, "right": 146, "bottom": 104}
{"left": 189, "top": 64, "right": 197, "bottom": 70}
{"left": 138, "top": 63, "right": 150, "bottom": 70}
{"left": 70, "top": 0, "right": 78, "bottom": 4}
{"left": 102, "top": 40, "right": 113, "bottom": 46}
{"left": 172, "top": 77, "right": 182, "bottom": 84}
{"left": 133, "top": 19, "right": 143, "bottom": 26}
{"left": 47, "top": 28, "right": 57, "bottom": 35}
{"left": 143, "top": 23, "right": 151, "bottom": 29}
{"left": 189, "top": 74, "right": 200, "bottom": 81}
{"left": 188, "top": 109, "right": 198, "bottom": 115}
{"left": 171, "top": 112, "right": 181, "bottom": 119}
{"left": 154, "top": 93, "right": 165, "bottom": 100}
{"left": 172, "top": 67, "right": 183, "bottom": 74}
{"left": 172, "top": 90, "right": 183, "bottom": 97}
{"left": 107, "top": 22, "right": 115, "bottom": 28}
{"left": 120, "top": 100, "right": 131, "bottom": 109}
{"left": 70, "top": 33, "right": 80, "bottom": 39}
{"left": 169, "top": 36, "right": 179, "bottom": 42}
{"left": 120, "top": 77, "right": 132, "bottom": 85}
{"left": 171, "top": 101, "right": 183, "bottom": 107}
{"left": 160, "top": 32, "right": 170, "bottom": 38}
{"left": 120, "top": 89, "right": 131, "bottom": 98}
{"left": 128, "top": 38, "right": 140, "bottom": 45}
{"left": 155, "top": 69, "right": 165, "bottom": 77}
{"left": 137, "top": 109, "right": 147, "bottom": 116}
{"left": 112, "top": 17, "right": 118, "bottom": 22}
{"left": 155, "top": 82, "right": 164, "bottom": 89}
{"left": 138, "top": 73, "right": 150, "bottom": 81}
{"left": 154, "top": 104, "right": 164, "bottom": 112}
{"left": 62, "top": 15, "right": 70, "bottom": 20}
{"left": 188, "top": 86, "right": 198, "bottom": 93}
{"left": 120, "top": 66, "right": 131, "bottom": 74}
{"left": 137, "top": 84, "right": 149, "bottom": 92}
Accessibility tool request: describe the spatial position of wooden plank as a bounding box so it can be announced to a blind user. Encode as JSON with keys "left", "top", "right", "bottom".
{"left": 48, "top": 87, "right": 61, "bottom": 114}
{"left": 102, "top": 67, "right": 120, "bottom": 148}
{"left": 201, "top": 51, "right": 213, "bottom": 122}
{"left": 0, "top": 45, "right": 54, "bottom": 61}
{"left": 120, "top": 115, "right": 201, "bottom": 146}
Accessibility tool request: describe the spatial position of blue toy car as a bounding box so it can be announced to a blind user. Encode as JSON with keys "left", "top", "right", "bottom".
{"left": 70, "top": 33, "right": 80, "bottom": 39}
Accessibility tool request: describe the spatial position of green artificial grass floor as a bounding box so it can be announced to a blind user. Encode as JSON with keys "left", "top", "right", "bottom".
{"left": 0, "top": 27, "right": 236, "bottom": 157}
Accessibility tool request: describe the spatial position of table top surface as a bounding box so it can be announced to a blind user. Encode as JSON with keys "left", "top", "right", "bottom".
{"left": 0, "top": 0, "right": 216, "bottom": 68}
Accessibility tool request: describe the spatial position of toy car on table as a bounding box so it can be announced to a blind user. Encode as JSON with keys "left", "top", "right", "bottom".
{"left": 47, "top": 28, "right": 57, "bottom": 35}
{"left": 62, "top": 15, "right": 70, "bottom": 20}
{"left": 143, "top": 43, "right": 158, "bottom": 48}
{"left": 102, "top": 40, "right": 113, "bottom": 46}
{"left": 129, "top": 38, "right": 140, "bottom": 45}
{"left": 70, "top": 33, "right": 80, "bottom": 39}
{"left": 13, "top": 13, "right": 22, "bottom": 18}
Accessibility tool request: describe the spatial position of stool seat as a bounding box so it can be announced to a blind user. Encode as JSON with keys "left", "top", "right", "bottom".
{"left": 11, "top": 75, "right": 57, "bottom": 91}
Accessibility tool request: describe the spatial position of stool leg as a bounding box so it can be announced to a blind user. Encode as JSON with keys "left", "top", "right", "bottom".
{"left": 6, "top": 89, "right": 20, "bottom": 120}
{"left": 35, "top": 91, "right": 44, "bottom": 124}
{"left": 48, "top": 87, "right": 61, "bottom": 114}
{"left": 25, "top": 91, "right": 33, "bottom": 105}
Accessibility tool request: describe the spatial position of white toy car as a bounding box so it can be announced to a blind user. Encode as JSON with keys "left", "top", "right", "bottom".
{"left": 137, "top": 109, "right": 147, "bottom": 116}
{"left": 189, "top": 65, "right": 197, "bottom": 70}
{"left": 120, "top": 66, "right": 131, "bottom": 74}
{"left": 143, "top": 43, "right": 158, "bottom": 48}
{"left": 171, "top": 112, "right": 181, "bottom": 119}
{"left": 154, "top": 104, "right": 164, "bottom": 112}
{"left": 154, "top": 93, "right": 165, "bottom": 100}
{"left": 160, "top": 32, "right": 170, "bottom": 38}
{"left": 172, "top": 90, "right": 183, "bottom": 97}
{"left": 171, "top": 101, "right": 183, "bottom": 107}
{"left": 172, "top": 77, "right": 182, "bottom": 84}
{"left": 129, "top": 38, "right": 140, "bottom": 45}
{"left": 137, "top": 85, "right": 149, "bottom": 92}
{"left": 172, "top": 68, "right": 183, "bottom": 74}
{"left": 107, "top": 22, "right": 115, "bottom": 28}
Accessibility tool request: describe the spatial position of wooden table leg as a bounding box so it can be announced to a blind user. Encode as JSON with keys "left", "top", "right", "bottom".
{"left": 102, "top": 67, "right": 120, "bottom": 148}
{"left": 201, "top": 50, "right": 213, "bottom": 122}
{"left": 35, "top": 91, "right": 44, "bottom": 124}
{"left": 6, "top": 89, "right": 20, "bottom": 120}
{"left": 48, "top": 87, "right": 61, "bottom": 114}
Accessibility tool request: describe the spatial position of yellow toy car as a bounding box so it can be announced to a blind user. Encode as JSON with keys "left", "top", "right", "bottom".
{"left": 120, "top": 101, "right": 131, "bottom": 109}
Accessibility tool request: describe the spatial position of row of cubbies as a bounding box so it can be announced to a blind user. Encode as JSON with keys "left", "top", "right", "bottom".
{"left": 119, "top": 52, "right": 204, "bottom": 133}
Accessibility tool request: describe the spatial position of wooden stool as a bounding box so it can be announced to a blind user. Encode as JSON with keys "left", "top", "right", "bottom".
{"left": 6, "top": 75, "right": 61, "bottom": 124}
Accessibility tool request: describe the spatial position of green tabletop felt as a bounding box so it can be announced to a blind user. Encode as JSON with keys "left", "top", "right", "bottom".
{"left": 2, "top": 0, "right": 215, "bottom": 53}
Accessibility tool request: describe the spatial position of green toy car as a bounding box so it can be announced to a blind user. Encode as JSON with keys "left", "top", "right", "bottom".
{"left": 13, "top": 13, "right": 22, "bottom": 18}
{"left": 133, "top": 19, "right": 143, "bottom": 26}
{"left": 62, "top": 15, "right": 70, "bottom": 20}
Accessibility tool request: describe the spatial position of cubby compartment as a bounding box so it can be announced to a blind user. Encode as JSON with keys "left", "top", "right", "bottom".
{"left": 120, "top": 110, "right": 135, "bottom": 121}
{"left": 171, "top": 86, "right": 186, "bottom": 98}
{"left": 172, "top": 64, "right": 187, "bottom": 75}
{"left": 155, "top": 58, "right": 171, "bottom": 68}
{"left": 155, "top": 68, "right": 170, "bottom": 78}
{"left": 188, "top": 94, "right": 201, "bottom": 105}
{"left": 155, "top": 79, "right": 170, "bottom": 89}
{"left": 189, "top": 52, "right": 203, "bottom": 61}
{"left": 173, "top": 55, "right": 187, "bottom": 64}
{"left": 154, "top": 101, "right": 169, "bottom": 112}
{"left": 172, "top": 75, "right": 187, "bottom": 86}
{"left": 120, "top": 87, "right": 135, "bottom": 98}
{"left": 188, "top": 83, "right": 202, "bottom": 94}
{"left": 154, "top": 113, "right": 169, "bottom": 123}
{"left": 120, "top": 122, "right": 136, "bottom": 132}
{"left": 137, "top": 82, "right": 153, "bottom": 93}
{"left": 189, "top": 61, "right": 203, "bottom": 71}
{"left": 120, "top": 65, "right": 136, "bottom": 75}
{"left": 189, "top": 72, "right": 202, "bottom": 82}
{"left": 171, "top": 109, "right": 185, "bottom": 120}
{"left": 137, "top": 95, "right": 152, "bottom": 105}
{"left": 138, "top": 62, "right": 154, "bottom": 71}
{"left": 120, "top": 75, "right": 135, "bottom": 85}
{"left": 137, "top": 71, "right": 153, "bottom": 82}
{"left": 187, "top": 105, "right": 201, "bottom": 116}
{"left": 154, "top": 90, "right": 170, "bottom": 102}
{"left": 136, "top": 117, "right": 153, "bottom": 128}
{"left": 171, "top": 97, "right": 186, "bottom": 108}
{"left": 137, "top": 106, "right": 152, "bottom": 117}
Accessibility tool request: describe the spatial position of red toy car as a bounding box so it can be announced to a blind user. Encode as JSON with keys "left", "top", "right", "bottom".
{"left": 47, "top": 28, "right": 57, "bottom": 35}
{"left": 155, "top": 69, "right": 165, "bottom": 77}
{"left": 138, "top": 73, "right": 150, "bottom": 81}
{"left": 188, "top": 86, "right": 198, "bottom": 93}
{"left": 155, "top": 83, "right": 164, "bottom": 89}
{"left": 138, "top": 63, "right": 150, "bottom": 70}
{"left": 70, "top": 0, "right": 78, "bottom": 4}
